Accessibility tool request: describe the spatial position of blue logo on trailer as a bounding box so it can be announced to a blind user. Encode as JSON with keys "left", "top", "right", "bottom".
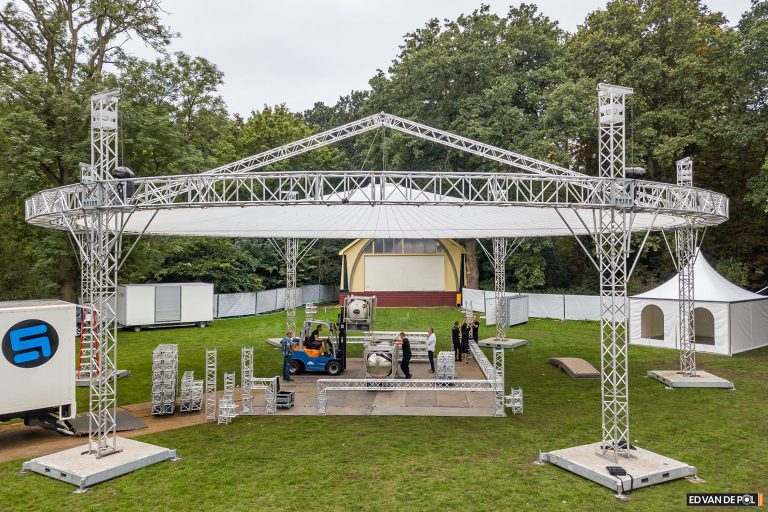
{"left": 2, "top": 319, "right": 59, "bottom": 368}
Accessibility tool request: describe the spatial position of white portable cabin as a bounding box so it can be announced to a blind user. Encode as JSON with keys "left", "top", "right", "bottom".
{"left": 0, "top": 300, "right": 76, "bottom": 423}
{"left": 630, "top": 254, "right": 768, "bottom": 355}
{"left": 117, "top": 283, "right": 214, "bottom": 330}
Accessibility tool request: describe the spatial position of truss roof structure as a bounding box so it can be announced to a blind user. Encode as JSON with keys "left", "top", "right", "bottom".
{"left": 25, "top": 114, "right": 729, "bottom": 239}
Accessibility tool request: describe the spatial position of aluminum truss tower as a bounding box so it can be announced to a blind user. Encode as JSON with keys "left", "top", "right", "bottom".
{"left": 218, "top": 371, "right": 237, "bottom": 424}
{"left": 241, "top": 346, "right": 254, "bottom": 415}
{"left": 205, "top": 349, "right": 217, "bottom": 421}
{"left": 597, "top": 83, "right": 634, "bottom": 460}
{"left": 675, "top": 157, "right": 697, "bottom": 376}
{"left": 75, "top": 90, "right": 123, "bottom": 457}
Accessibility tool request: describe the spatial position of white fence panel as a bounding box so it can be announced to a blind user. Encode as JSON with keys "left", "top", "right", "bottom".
{"left": 256, "top": 289, "right": 278, "bottom": 314}
{"left": 217, "top": 292, "right": 256, "bottom": 318}
{"left": 527, "top": 293, "right": 566, "bottom": 319}
{"left": 564, "top": 294, "right": 601, "bottom": 321}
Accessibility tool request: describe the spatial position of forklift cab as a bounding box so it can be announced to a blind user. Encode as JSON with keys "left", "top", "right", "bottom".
{"left": 289, "top": 319, "right": 346, "bottom": 376}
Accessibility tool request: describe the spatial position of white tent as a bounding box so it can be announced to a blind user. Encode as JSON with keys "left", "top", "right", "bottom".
{"left": 629, "top": 253, "right": 768, "bottom": 355}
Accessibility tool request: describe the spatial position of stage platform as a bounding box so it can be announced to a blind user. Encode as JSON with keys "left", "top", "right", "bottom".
{"left": 247, "top": 358, "right": 496, "bottom": 417}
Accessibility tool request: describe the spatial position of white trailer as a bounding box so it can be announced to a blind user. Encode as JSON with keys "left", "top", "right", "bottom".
{"left": 117, "top": 283, "right": 214, "bottom": 331}
{"left": 0, "top": 300, "right": 76, "bottom": 433}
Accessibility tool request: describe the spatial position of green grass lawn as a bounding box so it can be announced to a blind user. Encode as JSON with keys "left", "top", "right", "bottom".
{"left": 2, "top": 307, "right": 766, "bottom": 511}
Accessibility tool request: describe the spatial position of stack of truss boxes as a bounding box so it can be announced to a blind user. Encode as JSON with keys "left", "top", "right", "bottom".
{"left": 218, "top": 371, "right": 237, "bottom": 424}
{"left": 180, "top": 370, "right": 203, "bottom": 412}
{"left": 436, "top": 351, "right": 456, "bottom": 380}
{"left": 151, "top": 344, "right": 178, "bottom": 415}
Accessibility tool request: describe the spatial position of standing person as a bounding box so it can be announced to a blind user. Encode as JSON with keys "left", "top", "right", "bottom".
{"left": 451, "top": 321, "right": 461, "bottom": 361}
{"left": 471, "top": 315, "right": 480, "bottom": 343}
{"left": 394, "top": 331, "right": 412, "bottom": 379}
{"left": 460, "top": 321, "right": 470, "bottom": 365}
{"left": 280, "top": 330, "right": 295, "bottom": 382}
{"left": 426, "top": 327, "right": 437, "bottom": 374}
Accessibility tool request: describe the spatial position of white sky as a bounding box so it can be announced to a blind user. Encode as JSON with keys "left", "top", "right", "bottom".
{"left": 126, "top": 0, "right": 753, "bottom": 116}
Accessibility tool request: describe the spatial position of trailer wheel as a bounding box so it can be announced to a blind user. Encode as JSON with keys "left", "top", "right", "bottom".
{"left": 196, "top": 322, "right": 207, "bottom": 328}
{"left": 130, "top": 326, "right": 141, "bottom": 332}
{"left": 326, "top": 360, "right": 342, "bottom": 376}
{"left": 289, "top": 359, "right": 303, "bottom": 375}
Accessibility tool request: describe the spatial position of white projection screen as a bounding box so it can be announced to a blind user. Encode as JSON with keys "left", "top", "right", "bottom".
{"left": 364, "top": 255, "right": 444, "bottom": 291}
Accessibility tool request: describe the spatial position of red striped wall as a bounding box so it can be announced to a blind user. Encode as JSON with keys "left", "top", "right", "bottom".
{"left": 339, "top": 291, "right": 458, "bottom": 307}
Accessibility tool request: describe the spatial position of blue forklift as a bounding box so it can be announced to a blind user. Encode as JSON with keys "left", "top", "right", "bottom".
{"left": 288, "top": 317, "right": 347, "bottom": 376}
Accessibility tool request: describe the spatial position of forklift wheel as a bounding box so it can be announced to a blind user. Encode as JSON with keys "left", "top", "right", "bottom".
{"left": 326, "top": 360, "right": 342, "bottom": 376}
{"left": 289, "top": 359, "right": 303, "bottom": 375}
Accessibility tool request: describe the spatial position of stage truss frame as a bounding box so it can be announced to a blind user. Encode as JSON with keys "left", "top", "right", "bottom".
{"left": 25, "top": 85, "right": 729, "bottom": 466}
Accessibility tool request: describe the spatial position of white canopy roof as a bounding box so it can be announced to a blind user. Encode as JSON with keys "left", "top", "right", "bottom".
{"left": 633, "top": 252, "right": 764, "bottom": 302}
{"left": 117, "top": 182, "right": 683, "bottom": 238}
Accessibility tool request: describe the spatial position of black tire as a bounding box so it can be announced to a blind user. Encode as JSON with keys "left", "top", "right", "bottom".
{"left": 196, "top": 322, "right": 207, "bottom": 328}
{"left": 326, "top": 360, "right": 342, "bottom": 376}
{"left": 130, "top": 326, "right": 141, "bottom": 332}
{"left": 289, "top": 359, "right": 303, "bottom": 375}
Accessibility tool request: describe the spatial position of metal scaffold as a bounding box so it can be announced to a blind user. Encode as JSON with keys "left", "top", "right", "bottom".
{"left": 675, "top": 157, "right": 697, "bottom": 377}
{"left": 596, "top": 83, "right": 634, "bottom": 460}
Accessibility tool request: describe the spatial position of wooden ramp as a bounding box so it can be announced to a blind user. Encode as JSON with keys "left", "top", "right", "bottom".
{"left": 548, "top": 357, "right": 600, "bottom": 379}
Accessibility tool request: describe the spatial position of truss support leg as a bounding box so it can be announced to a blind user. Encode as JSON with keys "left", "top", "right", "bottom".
{"left": 241, "top": 347, "right": 254, "bottom": 415}
{"left": 492, "top": 237, "right": 508, "bottom": 342}
{"left": 596, "top": 209, "right": 631, "bottom": 461}
{"left": 285, "top": 238, "right": 299, "bottom": 335}
{"left": 676, "top": 225, "right": 697, "bottom": 375}
{"left": 493, "top": 347, "right": 505, "bottom": 417}
{"left": 80, "top": 211, "right": 122, "bottom": 457}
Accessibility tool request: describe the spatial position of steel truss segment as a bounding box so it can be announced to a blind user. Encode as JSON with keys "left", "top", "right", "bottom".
{"left": 25, "top": 171, "right": 729, "bottom": 231}
{"left": 597, "top": 84, "right": 633, "bottom": 461}
{"left": 675, "top": 157, "right": 697, "bottom": 376}
{"left": 202, "top": 112, "right": 584, "bottom": 178}
{"left": 240, "top": 347, "right": 254, "bottom": 414}
{"left": 205, "top": 349, "right": 217, "bottom": 421}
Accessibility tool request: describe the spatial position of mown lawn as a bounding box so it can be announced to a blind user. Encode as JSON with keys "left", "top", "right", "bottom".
{"left": 1, "top": 307, "right": 766, "bottom": 511}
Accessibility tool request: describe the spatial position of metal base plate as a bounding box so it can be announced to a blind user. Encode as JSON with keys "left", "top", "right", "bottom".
{"left": 647, "top": 370, "right": 734, "bottom": 389}
{"left": 477, "top": 338, "right": 528, "bottom": 350}
{"left": 541, "top": 442, "right": 696, "bottom": 493}
{"left": 76, "top": 369, "right": 132, "bottom": 387}
{"left": 22, "top": 437, "right": 176, "bottom": 489}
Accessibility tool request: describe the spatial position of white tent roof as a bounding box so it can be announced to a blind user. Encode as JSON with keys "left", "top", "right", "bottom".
{"left": 116, "top": 183, "right": 683, "bottom": 238}
{"left": 633, "top": 252, "right": 764, "bottom": 302}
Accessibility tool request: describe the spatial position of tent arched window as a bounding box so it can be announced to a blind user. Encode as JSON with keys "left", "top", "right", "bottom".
{"left": 694, "top": 307, "right": 715, "bottom": 345}
{"left": 640, "top": 305, "right": 664, "bottom": 340}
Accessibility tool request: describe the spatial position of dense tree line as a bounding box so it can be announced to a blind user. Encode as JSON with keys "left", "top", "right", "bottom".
{"left": 0, "top": 0, "right": 766, "bottom": 301}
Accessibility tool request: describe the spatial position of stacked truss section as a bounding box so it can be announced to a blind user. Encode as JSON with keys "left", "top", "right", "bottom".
{"left": 218, "top": 371, "right": 237, "bottom": 424}
{"left": 180, "top": 371, "right": 203, "bottom": 412}
{"left": 151, "top": 344, "right": 178, "bottom": 416}
{"left": 241, "top": 346, "right": 254, "bottom": 415}
{"left": 436, "top": 351, "right": 456, "bottom": 380}
{"left": 205, "top": 349, "right": 217, "bottom": 421}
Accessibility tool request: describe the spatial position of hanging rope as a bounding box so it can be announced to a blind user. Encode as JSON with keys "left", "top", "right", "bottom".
{"left": 359, "top": 128, "right": 381, "bottom": 172}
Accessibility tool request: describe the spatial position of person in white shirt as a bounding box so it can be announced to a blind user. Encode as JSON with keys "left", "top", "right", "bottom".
{"left": 426, "top": 327, "right": 437, "bottom": 373}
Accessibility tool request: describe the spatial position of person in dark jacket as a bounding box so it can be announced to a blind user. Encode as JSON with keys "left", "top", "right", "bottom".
{"left": 395, "top": 331, "right": 412, "bottom": 379}
{"left": 451, "top": 321, "right": 461, "bottom": 361}
{"left": 471, "top": 315, "right": 480, "bottom": 343}
{"left": 460, "top": 321, "right": 470, "bottom": 364}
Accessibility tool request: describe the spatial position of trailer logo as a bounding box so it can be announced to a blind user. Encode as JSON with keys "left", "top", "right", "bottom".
{"left": 2, "top": 320, "right": 59, "bottom": 368}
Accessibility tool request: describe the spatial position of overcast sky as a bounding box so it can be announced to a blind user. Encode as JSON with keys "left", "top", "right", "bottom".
{"left": 126, "top": 0, "right": 753, "bottom": 116}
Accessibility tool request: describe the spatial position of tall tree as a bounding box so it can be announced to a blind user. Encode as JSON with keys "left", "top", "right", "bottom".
{"left": 0, "top": 0, "right": 172, "bottom": 300}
